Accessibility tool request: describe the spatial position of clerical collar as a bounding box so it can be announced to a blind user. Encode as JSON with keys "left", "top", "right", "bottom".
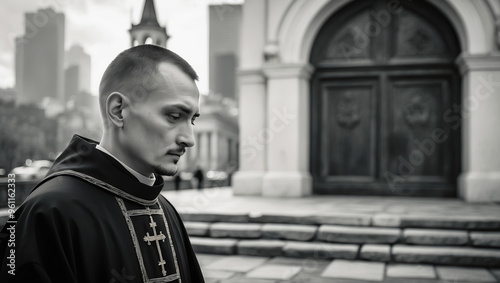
{"left": 95, "top": 144, "right": 156, "bottom": 187}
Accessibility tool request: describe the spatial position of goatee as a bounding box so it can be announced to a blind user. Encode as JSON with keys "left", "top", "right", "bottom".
{"left": 153, "top": 164, "right": 178, "bottom": 176}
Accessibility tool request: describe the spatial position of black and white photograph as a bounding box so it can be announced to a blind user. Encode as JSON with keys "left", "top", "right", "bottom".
{"left": 0, "top": 0, "right": 500, "bottom": 282}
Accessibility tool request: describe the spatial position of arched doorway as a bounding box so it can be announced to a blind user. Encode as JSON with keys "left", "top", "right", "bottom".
{"left": 310, "top": 0, "right": 461, "bottom": 196}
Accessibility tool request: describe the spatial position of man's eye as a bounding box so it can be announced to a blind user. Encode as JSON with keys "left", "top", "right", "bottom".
{"left": 168, "top": 114, "right": 181, "bottom": 121}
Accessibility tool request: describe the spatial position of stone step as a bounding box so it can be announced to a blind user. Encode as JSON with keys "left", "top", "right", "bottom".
{"left": 471, "top": 232, "right": 500, "bottom": 248}
{"left": 190, "top": 237, "right": 237, "bottom": 255}
{"left": 403, "top": 228, "right": 469, "bottom": 246}
{"left": 317, "top": 225, "right": 401, "bottom": 244}
{"left": 186, "top": 221, "right": 320, "bottom": 241}
{"left": 181, "top": 212, "right": 249, "bottom": 223}
{"left": 359, "top": 244, "right": 391, "bottom": 262}
{"left": 282, "top": 241, "right": 359, "bottom": 260}
{"left": 190, "top": 237, "right": 500, "bottom": 268}
{"left": 185, "top": 221, "right": 500, "bottom": 248}
{"left": 374, "top": 213, "right": 500, "bottom": 230}
{"left": 237, "top": 240, "right": 285, "bottom": 257}
{"left": 392, "top": 244, "right": 500, "bottom": 267}
{"left": 210, "top": 223, "right": 262, "bottom": 239}
{"left": 180, "top": 211, "right": 500, "bottom": 230}
{"left": 184, "top": 221, "right": 210, "bottom": 237}
{"left": 261, "top": 223, "right": 317, "bottom": 241}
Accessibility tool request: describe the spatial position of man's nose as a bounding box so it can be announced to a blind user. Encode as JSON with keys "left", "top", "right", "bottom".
{"left": 177, "top": 124, "right": 195, "bottom": 148}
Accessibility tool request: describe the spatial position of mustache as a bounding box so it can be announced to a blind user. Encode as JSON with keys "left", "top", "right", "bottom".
{"left": 167, "top": 148, "right": 185, "bottom": 156}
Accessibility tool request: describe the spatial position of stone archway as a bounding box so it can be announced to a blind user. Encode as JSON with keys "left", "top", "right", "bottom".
{"left": 271, "top": 0, "right": 500, "bottom": 201}
{"left": 277, "top": 0, "right": 494, "bottom": 62}
{"left": 308, "top": 0, "right": 461, "bottom": 196}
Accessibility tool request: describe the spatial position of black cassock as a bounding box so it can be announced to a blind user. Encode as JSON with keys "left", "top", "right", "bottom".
{"left": 0, "top": 135, "right": 204, "bottom": 282}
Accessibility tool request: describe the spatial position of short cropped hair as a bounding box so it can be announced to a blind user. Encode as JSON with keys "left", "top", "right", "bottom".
{"left": 98, "top": 45, "right": 198, "bottom": 119}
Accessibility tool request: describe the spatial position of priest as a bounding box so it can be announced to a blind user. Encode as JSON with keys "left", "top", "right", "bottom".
{"left": 0, "top": 45, "right": 204, "bottom": 282}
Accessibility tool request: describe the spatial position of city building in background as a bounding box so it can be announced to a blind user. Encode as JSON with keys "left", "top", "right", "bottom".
{"left": 63, "top": 44, "right": 96, "bottom": 112}
{"left": 64, "top": 65, "right": 79, "bottom": 105}
{"left": 5, "top": 7, "right": 68, "bottom": 170}
{"left": 0, "top": 88, "right": 16, "bottom": 104}
{"left": 61, "top": 45, "right": 99, "bottom": 152}
{"left": 65, "top": 45, "right": 91, "bottom": 95}
{"left": 6, "top": 6, "right": 102, "bottom": 166}
{"left": 209, "top": 4, "right": 242, "bottom": 101}
{"left": 130, "top": 0, "right": 169, "bottom": 47}
{"left": 15, "top": 8, "right": 65, "bottom": 106}
{"left": 185, "top": 93, "right": 239, "bottom": 173}
{"left": 232, "top": 0, "right": 500, "bottom": 202}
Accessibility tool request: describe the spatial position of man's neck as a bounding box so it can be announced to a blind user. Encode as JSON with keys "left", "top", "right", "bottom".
{"left": 96, "top": 142, "right": 156, "bottom": 186}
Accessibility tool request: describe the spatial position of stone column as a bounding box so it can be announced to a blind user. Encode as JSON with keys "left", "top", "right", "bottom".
{"left": 179, "top": 145, "right": 190, "bottom": 172}
{"left": 232, "top": 0, "right": 267, "bottom": 195}
{"left": 232, "top": 70, "right": 267, "bottom": 195}
{"left": 199, "top": 132, "right": 210, "bottom": 169}
{"left": 261, "top": 63, "right": 313, "bottom": 197}
{"left": 220, "top": 136, "right": 228, "bottom": 170}
{"left": 189, "top": 131, "right": 199, "bottom": 167}
{"left": 210, "top": 131, "right": 219, "bottom": 170}
{"left": 456, "top": 54, "right": 500, "bottom": 202}
{"left": 229, "top": 137, "right": 238, "bottom": 171}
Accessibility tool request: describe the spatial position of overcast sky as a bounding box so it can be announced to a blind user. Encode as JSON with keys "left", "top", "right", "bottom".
{"left": 0, "top": 0, "right": 243, "bottom": 95}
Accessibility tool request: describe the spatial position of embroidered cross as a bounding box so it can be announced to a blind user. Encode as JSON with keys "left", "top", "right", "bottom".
{"left": 143, "top": 207, "right": 167, "bottom": 276}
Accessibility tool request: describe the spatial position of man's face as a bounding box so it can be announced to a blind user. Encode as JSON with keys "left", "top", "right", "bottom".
{"left": 120, "top": 62, "right": 199, "bottom": 176}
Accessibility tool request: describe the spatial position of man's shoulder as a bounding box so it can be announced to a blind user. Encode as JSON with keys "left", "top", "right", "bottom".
{"left": 13, "top": 175, "right": 116, "bottom": 226}
{"left": 21, "top": 175, "right": 109, "bottom": 211}
{"left": 30, "top": 174, "right": 95, "bottom": 198}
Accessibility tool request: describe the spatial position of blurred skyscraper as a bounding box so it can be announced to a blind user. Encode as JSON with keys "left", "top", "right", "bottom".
{"left": 209, "top": 4, "right": 242, "bottom": 100}
{"left": 65, "top": 45, "right": 91, "bottom": 94}
{"left": 64, "top": 44, "right": 93, "bottom": 110}
{"left": 64, "top": 65, "right": 79, "bottom": 105}
{"left": 15, "top": 8, "right": 65, "bottom": 105}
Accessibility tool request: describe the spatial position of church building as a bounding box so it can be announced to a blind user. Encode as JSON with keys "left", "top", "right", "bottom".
{"left": 129, "top": 0, "right": 169, "bottom": 47}
{"left": 232, "top": 0, "right": 500, "bottom": 202}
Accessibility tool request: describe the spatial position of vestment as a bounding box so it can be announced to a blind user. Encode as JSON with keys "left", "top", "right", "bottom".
{"left": 0, "top": 135, "right": 204, "bottom": 282}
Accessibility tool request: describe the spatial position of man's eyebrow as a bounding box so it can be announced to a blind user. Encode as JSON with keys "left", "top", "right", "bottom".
{"left": 164, "top": 104, "right": 200, "bottom": 117}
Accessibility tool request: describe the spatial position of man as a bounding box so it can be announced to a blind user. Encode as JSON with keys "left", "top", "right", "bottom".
{"left": 193, "top": 166, "right": 204, "bottom": 189}
{"left": 0, "top": 45, "right": 204, "bottom": 282}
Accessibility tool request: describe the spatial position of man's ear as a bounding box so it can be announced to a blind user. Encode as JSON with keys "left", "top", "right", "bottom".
{"left": 105, "top": 92, "right": 130, "bottom": 128}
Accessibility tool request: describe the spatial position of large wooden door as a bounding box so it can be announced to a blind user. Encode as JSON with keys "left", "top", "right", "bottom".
{"left": 310, "top": 0, "right": 461, "bottom": 196}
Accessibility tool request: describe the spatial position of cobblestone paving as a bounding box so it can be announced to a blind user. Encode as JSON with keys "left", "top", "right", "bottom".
{"left": 197, "top": 254, "right": 500, "bottom": 282}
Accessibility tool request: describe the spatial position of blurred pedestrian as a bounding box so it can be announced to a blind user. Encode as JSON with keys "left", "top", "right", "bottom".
{"left": 193, "top": 166, "right": 204, "bottom": 189}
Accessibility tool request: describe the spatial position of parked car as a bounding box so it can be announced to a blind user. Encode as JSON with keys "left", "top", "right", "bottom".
{"left": 206, "top": 170, "right": 228, "bottom": 181}
{"left": 10, "top": 160, "right": 53, "bottom": 181}
{"left": 205, "top": 170, "right": 230, "bottom": 187}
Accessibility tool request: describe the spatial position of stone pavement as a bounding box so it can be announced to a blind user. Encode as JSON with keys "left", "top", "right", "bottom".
{"left": 161, "top": 188, "right": 500, "bottom": 281}
{"left": 196, "top": 253, "right": 500, "bottom": 282}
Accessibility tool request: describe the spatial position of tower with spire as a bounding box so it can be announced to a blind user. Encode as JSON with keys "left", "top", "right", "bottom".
{"left": 129, "top": 0, "right": 169, "bottom": 47}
